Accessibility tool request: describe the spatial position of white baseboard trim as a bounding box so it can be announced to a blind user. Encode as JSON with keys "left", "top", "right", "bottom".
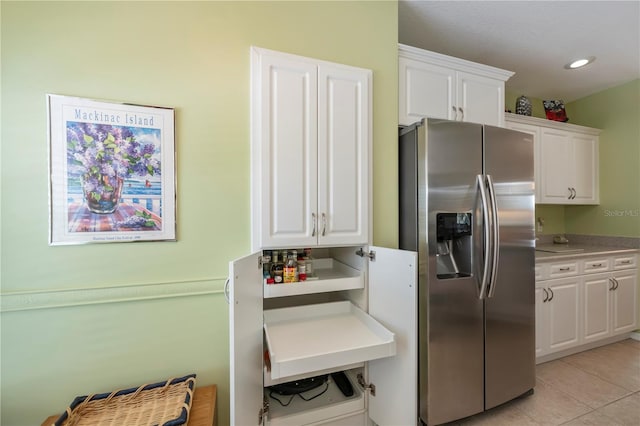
{"left": 0, "top": 278, "right": 224, "bottom": 313}
{"left": 536, "top": 333, "right": 632, "bottom": 364}
{"left": 631, "top": 331, "right": 640, "bottom": 341}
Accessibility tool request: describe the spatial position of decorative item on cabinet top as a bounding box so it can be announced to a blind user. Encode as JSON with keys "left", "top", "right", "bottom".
{"left": 515, "top": 95, "right": 532, "bottom": 116}
{"left": 543, "top": 99, "right": 569, "bottom": 122}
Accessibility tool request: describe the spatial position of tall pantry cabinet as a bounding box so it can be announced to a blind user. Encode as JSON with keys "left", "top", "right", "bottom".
{"left": 250, "top": 47, "right": 370, "bottom": 251}
{"left": 228, "top": 47, "right": 418, "bottom": 426}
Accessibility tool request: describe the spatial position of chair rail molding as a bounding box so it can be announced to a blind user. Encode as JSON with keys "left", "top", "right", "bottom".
{"left": 0, "top": 278, "right": 224, "bottom": 313}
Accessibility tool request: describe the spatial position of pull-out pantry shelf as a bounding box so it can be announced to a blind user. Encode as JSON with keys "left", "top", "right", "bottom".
{"left": 263, "top": 258, "right": 364, "bottom": 298}
{"left": 263, "top": 301, "right": 396, "bottom": 380}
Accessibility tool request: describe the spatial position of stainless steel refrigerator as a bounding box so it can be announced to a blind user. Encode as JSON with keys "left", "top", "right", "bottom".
{"left": 399, "top": 118, "right": 536, "bottom": 425}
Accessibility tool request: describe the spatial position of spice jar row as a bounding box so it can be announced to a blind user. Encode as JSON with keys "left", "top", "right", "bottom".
{"left": 262, "top": 248, "right": 316, "bottom": 284}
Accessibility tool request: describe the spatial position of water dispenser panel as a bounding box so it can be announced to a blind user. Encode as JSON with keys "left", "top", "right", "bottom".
{"left": 436, "top": 213, "right": 471, "bottom": 241}
{"left": 436, "top": 213, "right": 472, "bottom": 279}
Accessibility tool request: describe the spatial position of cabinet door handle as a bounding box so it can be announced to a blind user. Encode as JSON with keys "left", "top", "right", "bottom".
{"left": 571, "top": 188, "right": 577, "bottom": 199}
{"left": 452, "top": 106, "right": 458, "bottom": 120}
{"left": 548, "top": 288, "right": 554, "bottom": 302}
{"left": 321, "top": 213, "right": 327, "bottom": 236}
{"left": 458, "top": 107, "right": 464, "bottom": 121}
{"left": 312, "top": 213, "right": 317, "bottom": 237}
{"left": 613, "top": 278, "right": 619, "bottom": 290}
{"left": 542, "top": 288, "right": 549, "bottom": 302}
{"left": 609, "top": 278, "right": 615, "bottom": 291}
{"left": 224, "top": 278, "right": 231, "bottom": 304}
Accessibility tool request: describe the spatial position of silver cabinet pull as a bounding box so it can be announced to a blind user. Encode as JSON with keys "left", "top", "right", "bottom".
{"left": 609, "top": 278, "right": 615, "bottom": 291}
{"left": 568, "top": 188, "right": 572, "bottom": 199}
{"left": 224, "top": 278, "right": 231, "bottom": 304}
{"left": 613, "top": 278, "right": 619, "bottom": 290}
{"left": 312, "top": 213, "right": 316, "bottom": 237}
{"left": 321, "top": 213, "right": 327, "bottom": 236}
{"left": 570, "top": 188, "right": 576, "bottom": 199}
{"left": 548, "top": 288, "right": 554, "bottom": 302}
{"left": 542, "top": 288, "right": 549, "bottom": 303}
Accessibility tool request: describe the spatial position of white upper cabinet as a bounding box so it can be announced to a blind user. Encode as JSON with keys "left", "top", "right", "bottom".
{"left": 505, "top": 113, "right": 600, "bottom": 205}
{"left": 251, "top": 47, "right": 371, "bottom": 250}
{"left": 399, "top": 44, "right": 513, "bottom": 127}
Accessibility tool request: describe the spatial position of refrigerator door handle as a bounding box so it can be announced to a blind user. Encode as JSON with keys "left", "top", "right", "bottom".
{"left": 477, "top": 174, "right": 492, "bottom": 300}
{"left": 486, "top": 175, "right": 500, "bottom": 298}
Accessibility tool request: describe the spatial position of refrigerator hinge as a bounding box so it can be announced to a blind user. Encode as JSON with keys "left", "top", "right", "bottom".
{"left": 259, "top": 396, "right": 269, "bottom": 424}
{"left": 355, "top": 248, "right": 376, "bottom": 261}
{"left": 357, "top": 373, "right": 376, "bottom": 396}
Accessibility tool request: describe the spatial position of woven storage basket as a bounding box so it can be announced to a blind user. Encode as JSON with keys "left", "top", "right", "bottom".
{"left": 53, "top": 374, "right": 196, "bottom": 426}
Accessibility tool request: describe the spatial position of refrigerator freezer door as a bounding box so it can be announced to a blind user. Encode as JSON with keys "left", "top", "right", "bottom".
{"left": 368, "top": 246, "right": 418, "bottom": 426}
{"left": 423, "top": 120, "right": 485, "bottom": 425}
{"left": 229, "top": 251, "right": 265, "bottom": 426}
{"left": 483, "top": 125, "right": 536, "bottom": 409}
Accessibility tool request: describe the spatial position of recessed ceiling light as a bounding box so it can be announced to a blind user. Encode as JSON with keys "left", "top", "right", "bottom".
{"left": 565, "top": 56, "right": 596, "bottom": 69}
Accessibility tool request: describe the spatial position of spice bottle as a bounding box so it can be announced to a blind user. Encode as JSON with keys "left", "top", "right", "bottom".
{"left": 271, "top": 251, "right": 284, "bottom": 284}
{"left": 283, "top": 250, "right": 298, "bottom": 283}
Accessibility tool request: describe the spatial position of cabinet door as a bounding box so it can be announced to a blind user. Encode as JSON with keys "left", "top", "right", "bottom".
{"left": 539, "top": 128, "right": 573, "bottom": 203}
{"left": 253, "top": 49, "right": 318, "bottom": 249}
{"left": 611, "top": 271, "right": 638, "bottom": 334}
{"left": 228, "top": 251, "right": 264, "bottom": 426}
{"left": 535, "top": 282, "right": 549, "bottom": 357}
{"left": 571, "top": 133, "right": 598, "bottom": 204}
{"left": 317, "top": 65, "right": 370, "bottom": 246}
{"left": 368, "top": 246, "right": 418, "bottom": 426}
{"left": 398, "top": 57, "right": 456, "bottom": 125}
{"left": 547, "top": 278, "right": 581, "bottom": 352}
{"left": 582, "top": 273, "right": 612, "bottom": 343}
{"left": 457, "top": 71, "right": 505, "bottom": 127}
{"left": 505, "top": 122, "right": 541, "bottom": 200}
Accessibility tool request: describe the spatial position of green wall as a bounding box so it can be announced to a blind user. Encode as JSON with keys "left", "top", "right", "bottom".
{"left": 507, "top": 82, "right": 640, "bottom": 238}
{"left": 0, "top": 2, "right": 398, "bottom": 425}
{"left": 566, "top": 80, "right": 640, "bottom": 237}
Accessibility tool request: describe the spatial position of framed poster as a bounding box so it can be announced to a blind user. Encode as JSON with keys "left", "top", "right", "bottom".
{"left": 48, "top": 94, "right": 176, "bottom": 244}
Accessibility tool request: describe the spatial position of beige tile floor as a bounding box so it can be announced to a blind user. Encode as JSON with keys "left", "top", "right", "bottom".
{"left": 454, "top": 338, "right": 640, "bottom": 425}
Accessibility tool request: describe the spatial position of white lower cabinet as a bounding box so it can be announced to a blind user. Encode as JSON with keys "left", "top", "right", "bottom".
{"left": 536, "top": 277, "right": 581, "bottom": 357}
{"left": 229, "top": 246, "right": 418, "bottom": 425}
{"left": 536, "top": 252, "right": 638, "bottom": 361}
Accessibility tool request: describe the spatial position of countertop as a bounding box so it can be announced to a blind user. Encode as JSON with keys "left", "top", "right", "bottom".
{"left": 535, "top": 244, "right": 638, "bottom": 262}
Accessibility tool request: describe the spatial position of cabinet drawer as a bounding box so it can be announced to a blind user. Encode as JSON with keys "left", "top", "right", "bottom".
{"left": 581, "top": 258, "right": 610, "bottom": 274}
{"left": 613, "top": 255, "right": 637, "bottom": 270}
{"left": 548, "top": 261, "right": 578, "bottom": 278}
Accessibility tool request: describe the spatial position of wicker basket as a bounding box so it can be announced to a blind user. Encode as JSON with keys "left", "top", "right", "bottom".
{"left": 53, "top": 374, "right": 196, "bottom": 426}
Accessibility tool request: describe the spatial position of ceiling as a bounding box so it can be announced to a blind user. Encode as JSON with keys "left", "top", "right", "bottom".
{"left": 399, "top": 0, "right": 640, "bottom": 102}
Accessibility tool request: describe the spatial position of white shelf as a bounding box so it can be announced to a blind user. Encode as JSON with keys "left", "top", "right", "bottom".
{"left": 266, "top": 369, "right": 364, "bottom": 426}
{"left": 263, "top": 301, "right": 396, "bottom": 380}
{"left": 263, "top": 258, "right": 364, "bottom": 298}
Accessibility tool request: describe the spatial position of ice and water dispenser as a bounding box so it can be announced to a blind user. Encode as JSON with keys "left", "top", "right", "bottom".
{"left": 436, "top": 213, "right": 472, "bottom": 279}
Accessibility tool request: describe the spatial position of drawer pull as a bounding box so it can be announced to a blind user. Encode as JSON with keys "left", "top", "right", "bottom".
{"left": 620, "top": 260, "right": 631, "bottom": 264}
{"left": 591, "top": 263, "right": 602, "bottom": 267}
{"left": 559, "top": 267, "right": 571, "bottom": 271}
